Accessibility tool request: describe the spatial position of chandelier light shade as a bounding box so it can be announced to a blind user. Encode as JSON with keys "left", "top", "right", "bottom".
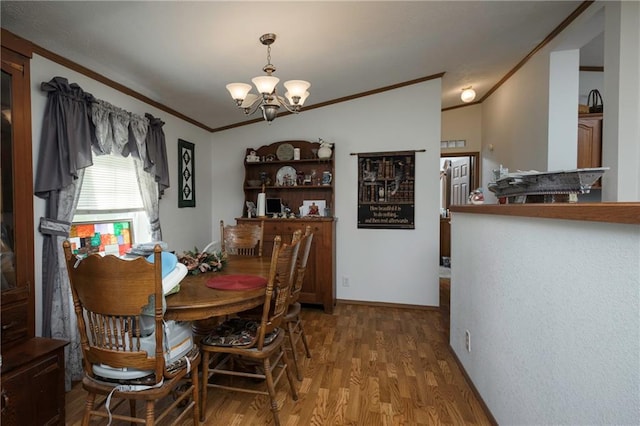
{"left": 461, "top": 86, "right": 476, "bottom": 103}
{"left": 226, "top": 33, "right": 310, "bottom": 123}
{"left": 226, "top": 83, "right": 252, "bottom": 101}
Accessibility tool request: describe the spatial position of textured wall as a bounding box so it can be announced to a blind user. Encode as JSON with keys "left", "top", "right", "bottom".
{"left": 450, "top": 212, "right": 640, "bottom": 424}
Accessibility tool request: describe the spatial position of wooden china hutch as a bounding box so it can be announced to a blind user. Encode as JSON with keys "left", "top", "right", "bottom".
{"left": 236, "top": 140, "right": 336, "bottom": 314}
{"left": 1, "top": 30, "right": 68, "bottom": 425}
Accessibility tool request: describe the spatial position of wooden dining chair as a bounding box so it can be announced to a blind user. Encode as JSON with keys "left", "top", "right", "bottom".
{"left": 236, "top": 227, "right": 312, "bottom": 380}
{"left": 62, "top": 241, "right": 200, "bottom": 426}
{"left": 200, "top": 234, "right": 301, "bottom": 426}
{"left": 285, "top": 226, "right": 314, "bottom": 380}
{"left": 220, "top": 219, "right": 264, "bottom": 256}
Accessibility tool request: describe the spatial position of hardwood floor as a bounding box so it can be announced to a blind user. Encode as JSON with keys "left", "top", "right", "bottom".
{"left": 65, "top": 281, "right": 492, "bottom": 425}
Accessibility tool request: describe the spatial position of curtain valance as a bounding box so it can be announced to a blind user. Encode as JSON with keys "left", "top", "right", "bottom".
{"left": 34, "top": 76, "right": 170, "bottom": 198}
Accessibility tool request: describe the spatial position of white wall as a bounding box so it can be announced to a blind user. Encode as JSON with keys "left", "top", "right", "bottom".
{"left": 211, "top": 80, "right": 442, "bottom": 307}
{"left": 441, "top": 103, "right": 482, "bottom": 154}
{"left": 601, "top": 0, "right": 640, "bottom": 201}
{"left": 579, "top": 70, "right": 604, "bottom": 105}
{"left": 450, "top": 212, "right": 640, "bottom": 424}
{"left": 480, "top": 49, "right": 553, "bottom": 206}
{"left": 547, "top": 49, "right": 580, "bottom": 170}
{"left": 30, "top": 55, "right": 214, "bottom": 334}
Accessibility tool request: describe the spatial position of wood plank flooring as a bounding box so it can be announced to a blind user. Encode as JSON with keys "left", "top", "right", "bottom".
{"left": 65, "top": 280, "right": 492, "bottom": 425}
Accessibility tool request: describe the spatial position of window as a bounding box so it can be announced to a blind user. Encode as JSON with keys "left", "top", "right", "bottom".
{"left": 72, "top": 154, "right": 152, "bottom": 254}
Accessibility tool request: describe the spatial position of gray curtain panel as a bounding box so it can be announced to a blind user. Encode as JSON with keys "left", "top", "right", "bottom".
{"left": 143, "top": 113, "right": 170, "bottom": 195}
{"left": 51, "top": 170, "right": 85, "bottom": 389}
{"left": 34, "top": 77, "right": 95, "bottom": 337}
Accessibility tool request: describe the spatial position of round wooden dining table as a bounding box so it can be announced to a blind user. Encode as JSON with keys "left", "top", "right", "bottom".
{"left": 164, "top": 255, "right": 272, "bottom": 323}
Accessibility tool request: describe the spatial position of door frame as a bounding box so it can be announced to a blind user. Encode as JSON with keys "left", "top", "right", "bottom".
{"left": 440, "top": 152, "right": 480, "bottom": 207}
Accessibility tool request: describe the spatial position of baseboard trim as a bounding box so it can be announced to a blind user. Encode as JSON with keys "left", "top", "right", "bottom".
{"left": 448, "top": 345, "right": 499, "bottom": 426}
{"left": 336, "top": 299, "right": 440, "bottom": 311}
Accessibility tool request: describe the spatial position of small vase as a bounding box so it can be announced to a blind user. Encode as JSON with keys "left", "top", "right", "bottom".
{"left": 318, "top": 145, "right": 332, "bottom": 160}
{"left": 321, "top": 171, "right": 332, "bottom": 185}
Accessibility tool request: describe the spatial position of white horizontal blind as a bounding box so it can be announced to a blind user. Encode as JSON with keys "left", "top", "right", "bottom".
{"left": 76, "top": 154, "right": 144, "bottom": 212}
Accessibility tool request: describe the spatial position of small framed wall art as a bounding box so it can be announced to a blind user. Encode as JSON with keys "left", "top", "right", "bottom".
{"left": 178, "top": 139, "right": 196, "bottom": 208}
{"left": 301, "top": 199, "right": 326, "bottom": 216}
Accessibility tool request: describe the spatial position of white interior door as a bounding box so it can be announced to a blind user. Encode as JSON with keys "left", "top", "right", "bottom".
{"left": 450, "top": 157, "right": 470, "bottom": 205}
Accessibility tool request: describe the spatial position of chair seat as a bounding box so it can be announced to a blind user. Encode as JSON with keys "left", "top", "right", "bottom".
{"left": 83, "top": 362, "right": 195, "bottom": 401}
{"left": 201, "top": 318, "right": 280, "bottom": 347}
{"left": 88, "top": 345, "right": 200, "bottom": 389}
{"left": 81, "top": 351, "right": 200, "bottom": 424}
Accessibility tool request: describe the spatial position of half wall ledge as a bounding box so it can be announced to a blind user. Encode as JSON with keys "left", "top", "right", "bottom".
{"left": 449, "top": 203, "right": 640, "bottom": 225}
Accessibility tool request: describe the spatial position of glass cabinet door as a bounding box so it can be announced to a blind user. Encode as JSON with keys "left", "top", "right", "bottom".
{"left": 2, "top": 69, "right": 17, "bottom": 290}
{"left": 1, "top": 45, "right": 35, "bottom": 344}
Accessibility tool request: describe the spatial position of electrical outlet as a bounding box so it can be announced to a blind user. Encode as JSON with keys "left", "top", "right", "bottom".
{"left": 465, "top": 330, "right": 471, "bottom": 352}
{"left": 342, "top": 276, "right": 350, "bottom": 287}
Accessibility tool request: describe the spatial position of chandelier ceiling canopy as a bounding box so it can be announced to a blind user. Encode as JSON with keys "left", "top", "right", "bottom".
{"left": 226, "top": 33, "right": 310, "bottom": 124}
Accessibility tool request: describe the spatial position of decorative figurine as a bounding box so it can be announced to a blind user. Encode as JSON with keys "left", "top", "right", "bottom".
{"left": 469, "top": 188, "right": 485, "bottom": 205}
{"left": 246, "top": 150, "right": 260, "bottom": 162}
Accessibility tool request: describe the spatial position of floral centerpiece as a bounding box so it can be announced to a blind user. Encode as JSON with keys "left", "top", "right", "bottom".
{"left": 178, "top": 247, "right": 227, "bottom": 275}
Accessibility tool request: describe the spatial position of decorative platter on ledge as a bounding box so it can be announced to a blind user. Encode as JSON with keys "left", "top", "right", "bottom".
{"left": 488, "top": 167, "right": 608, "bottom": 203}
{"left": 275, "top": 166, "right": 297, "bottom": 186}
{"left": 276, "top": 143, "right": 294, "bottom": 161}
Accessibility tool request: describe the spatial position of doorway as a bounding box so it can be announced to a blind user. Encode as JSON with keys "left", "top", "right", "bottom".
{"left": 439, "top": 152, "right": 479, "bottom": 267}
{"left": 440, "top": 152, "right": 480, "bottom": 210}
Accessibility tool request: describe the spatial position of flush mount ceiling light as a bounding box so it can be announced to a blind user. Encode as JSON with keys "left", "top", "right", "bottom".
{"left": 226, "top": 33, "right": 310, "bottom": 124}
{"left": 461, "top": 86, "right": 476, "bottom": 103}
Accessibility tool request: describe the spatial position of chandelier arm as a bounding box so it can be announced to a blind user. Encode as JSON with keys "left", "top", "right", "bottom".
{"left": 273, "top": 93, "right": 300, "bottom": 114}
{"left": 240, "top": 99, "right": 266, "bottom": 117}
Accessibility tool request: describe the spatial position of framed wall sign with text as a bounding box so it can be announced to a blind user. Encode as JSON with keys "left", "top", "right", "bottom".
{"left": 357, "top": 151, "right": 415, "bottom": 229}
{"left": 178, "top": 139, "right": 195, "bottom": 208}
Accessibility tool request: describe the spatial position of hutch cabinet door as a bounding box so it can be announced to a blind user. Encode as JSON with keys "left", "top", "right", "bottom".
{"left": 1, "top": 44, "right": 35, "bottom": 347}
{"left": 578, "top": 113, "right": 603, "bottom": 187}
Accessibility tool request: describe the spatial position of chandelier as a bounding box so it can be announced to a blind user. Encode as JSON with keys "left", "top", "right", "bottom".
{"left": 226, "top": 33, "right": 310, "bottom": 123}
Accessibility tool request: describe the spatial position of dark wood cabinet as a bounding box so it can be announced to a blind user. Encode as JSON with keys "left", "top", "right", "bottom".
{"left": 1, "top": 338, "right": 68, "bottom": 426}
{"left": 238, "top": 140, "right": 336, "bottom": 313}
{"left": 439, "top": 218, "right": 451, "bottom": 262}
{"left": 1, "top": 31, "right": 69, "bottom": 425}
{"left": 578, "top": 113, "right": 603, "bottom": 186}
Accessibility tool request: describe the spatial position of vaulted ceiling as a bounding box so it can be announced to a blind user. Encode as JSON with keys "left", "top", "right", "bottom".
{"left": 1, "top": 1, "right": 601, "bottom": 132}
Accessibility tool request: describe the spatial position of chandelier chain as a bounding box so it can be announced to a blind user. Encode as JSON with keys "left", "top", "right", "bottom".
{"left": 266, "top": 44, "right": 272, "bottom": 69}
